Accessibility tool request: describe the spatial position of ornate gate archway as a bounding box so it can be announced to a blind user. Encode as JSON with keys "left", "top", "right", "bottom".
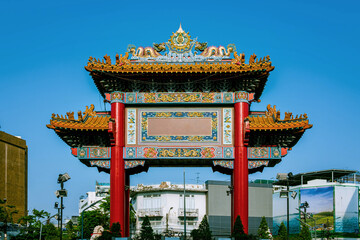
{"left": 47, "top": 25, "right": 312, "bottom": 237}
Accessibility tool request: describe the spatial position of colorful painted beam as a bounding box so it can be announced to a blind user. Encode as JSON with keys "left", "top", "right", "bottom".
{"left": 124, "top": 147, "right": 234, "bottom": 159}
{"left": 106, "top": 91, "right": 255, "bottom": 104}
{"left": 83, "top": 160, "right": 270, "bottom": 170}
{"left": 72, "top": 146, "right": 287, "bottom": 161}
{"left": 213, "top": 160, "right": 270, "bottom": 169}
{"left": 89, "top": 160, "right": 145, "bottom": 169}
{"left": 72, "top": 146, "right": 286, "bottom": 171}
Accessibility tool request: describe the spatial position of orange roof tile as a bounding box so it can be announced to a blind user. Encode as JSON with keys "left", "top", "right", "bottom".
{"left": 248, "top": 105, "right": 312, "bottom": 131}
{"left": 84, "top": 52, "right": 275, "bottom": 74}
{"left": 46, "top": 104, "right": 110, "bottom": 131}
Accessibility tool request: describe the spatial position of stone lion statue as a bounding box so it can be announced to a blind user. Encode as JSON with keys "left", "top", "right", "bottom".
{"left": 90, "top": 225, "right": 104, "bottom": 240}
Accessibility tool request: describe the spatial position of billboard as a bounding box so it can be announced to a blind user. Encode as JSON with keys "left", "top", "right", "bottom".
{"left": 273, "top": 185, "right": 360, "bottom": 234}
{"left": 273, "top": 189, "right": 300, "bottom": 234}
{"left": 300, "top": 186, "right": 334, "bottom": 230}
{"left": 334, "top": 186, "right": 359, "bottom": 233}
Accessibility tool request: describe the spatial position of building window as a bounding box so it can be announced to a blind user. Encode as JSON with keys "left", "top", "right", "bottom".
{"left": 144, "top": 194, "right": 161, "bottom": 209}
{"left": 179, "top": 194, "right": 195, "bottom": 209}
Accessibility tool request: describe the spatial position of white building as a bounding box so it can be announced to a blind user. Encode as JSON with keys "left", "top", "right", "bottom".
{"left": 79, "top": 182, "right": 110, "bottom": 214}
{"left": 131, "top": 181, "right": 207, "bottom": 236}
{"left": 77, "top": 180, "right": 274, "bottom": 238}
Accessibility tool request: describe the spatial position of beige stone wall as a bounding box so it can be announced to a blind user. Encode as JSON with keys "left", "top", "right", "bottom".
{"left": 0, "top": 131, "right": 27, "bottom": 222}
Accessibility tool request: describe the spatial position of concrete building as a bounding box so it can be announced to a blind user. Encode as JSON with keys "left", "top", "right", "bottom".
{"left": 79, "top": 182, "right": 109, "bottom": 214}
{"left": 0, "top": 131, "right": 28, "bottom": 222}
{"left": 206, "top": 180, "right": 273, "bottom": 237}
{"left": 79, "top": 180, "right": 273, "bottom": 238}
{"left": 130, "top": 180, "right": 273, "bottom": 238}
{"left": 131, "top": 182, "right": 207, "bottom": 236}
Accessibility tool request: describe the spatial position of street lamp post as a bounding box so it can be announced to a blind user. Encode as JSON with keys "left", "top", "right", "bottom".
{"left": 165, "top": 207, "right": 173, "bottom": 235}
{"left": 297, "top": 202, "right": 316, "bottom": 239}
{"left": 55, "top": 173, "right": 71, "bottom": 240}
{"left": 286, "top": 179, "right": 290, "bottom": 240}
{"left": 54, "top": 202, "right": 61, "bottom": 230}
{"left": 183, "top": 168, "right": 186, "bottom": 240}
{"left": 39, "top": 214, "right": 58, "bottom": 240}
{"left": 277, "top": 172, "right": 293, "bottom": 240}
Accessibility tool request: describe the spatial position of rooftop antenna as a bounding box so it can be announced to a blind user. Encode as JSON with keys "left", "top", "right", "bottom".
{"left": 196, "top": 172, "right": 200, "bottom": 184}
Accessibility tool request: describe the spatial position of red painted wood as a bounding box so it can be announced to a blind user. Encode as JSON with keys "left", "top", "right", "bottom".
{"left": 110, "top": 102, "right": 125, "bottom": 233}
{"left": 71, "top": 148, "right": 77, "bottom": 157}
{"left": 125, "top": 173, "right": 130, "bottom": 237}
{"left": 233, "top": 102, "right": 249, "bottom": 234}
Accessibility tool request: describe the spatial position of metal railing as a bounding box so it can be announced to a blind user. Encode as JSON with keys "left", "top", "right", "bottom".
{"left": 137, "top": 208, "right": 163, "bottom": 217}
{"left": 178, "top": 208, "right": 198, "bottom": 217}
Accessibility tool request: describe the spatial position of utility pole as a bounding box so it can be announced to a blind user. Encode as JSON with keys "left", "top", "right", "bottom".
{"left": 286, "top": 180, "right": 289, "bottom": 240}
{"left": 183, "top": 168, "right": 186, "bottom": 240}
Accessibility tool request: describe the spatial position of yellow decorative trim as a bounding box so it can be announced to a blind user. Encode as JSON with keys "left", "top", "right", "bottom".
{"left": 85, "top": 51, "right": 274, "bottom": 74}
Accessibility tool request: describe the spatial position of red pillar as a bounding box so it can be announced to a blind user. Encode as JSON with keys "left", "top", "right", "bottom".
{"left": 125, "top": 173, "right": 130, "bottom": 237}
{"left": 110, "top": 100, "right": 125, "bottom": 232}
{"left": 233, "top": 101, "right": 249, "bottom": 233}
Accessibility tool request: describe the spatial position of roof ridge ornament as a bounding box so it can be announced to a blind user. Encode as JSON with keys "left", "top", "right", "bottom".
{"left": 265, "top": 104, "right": 309, "bottom": 122}
{"left": 124, "top": 25, "right": 237, "bottom": 63}
{"left": 167, "top": 24, "right": 194, "bottom": 54}
{"left": 177, "top": 23, "right": 185, "bottom": 33}
{"left": 50, "top": 104, "right": 97, "bottom": 122}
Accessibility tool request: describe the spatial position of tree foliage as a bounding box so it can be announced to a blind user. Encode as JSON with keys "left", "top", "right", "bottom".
{"left": 42, "top": 223, "right": 59, "bottom": 240}
{"left": 298, "top": 223, "right": 311, "bottom": 240}
{"left": 192, "top": 215, "right": 212, "bottom": 240}
{"left": 110, "top": 222, "right": 122, "bottom": 237}
{"left": 232, "top": 215, "right": 248, "bottom": 240}
{"left": 140, "top": 216, "right": 154, "bottom": 240}
{"left": 13, "top": 209, "right": 58, "bottom": 240}
{"left": 99, "top": 196, "right": 110, "bottom": 213}
{"left": 64, "top": 220, "right": 78, "bottom": 240}
{"left": 190, "top": 228, "right": 199, "bottom": 239}
{"left": 98, "top": 222, "right": 122, "bottom": 240}
{"left": 0, "top": 199, "right": 19, "bottom": 237}
{"left": 79, "top": 196, "right": 137, "bottom": 239}
{"left": 258, "top": 216, "right": 271, "bottom": 239}
{"left": 79, "top": 209, "right": 109, "bottom": 238}
{"left": 277, "top": 222, "right": 287, "bottom": 240}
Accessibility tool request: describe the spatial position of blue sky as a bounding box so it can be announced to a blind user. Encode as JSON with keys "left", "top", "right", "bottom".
{"left": 1, "top": 0, "right": 359, "bottom": 218}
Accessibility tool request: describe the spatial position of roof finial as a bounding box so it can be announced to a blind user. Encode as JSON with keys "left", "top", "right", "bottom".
{"left": 177, "top": 23, "right": 185, "bottom": 33}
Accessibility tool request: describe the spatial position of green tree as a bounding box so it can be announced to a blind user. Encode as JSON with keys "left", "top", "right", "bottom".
{"left": 79, "top": 209, "right": 109, "bottom": 238}
{"left": 140, "top": 216, "right": 154, "bottom": 240}
{"left": 64, "top": 220, "right": 78, "bottom": 240}
{"left": 99, "top": 196, "right": 110, "bottom": 213}
{"left": 190, "top": 228, "right": 200, "bottom": 239}
{"left": 110, "top": 222, "right": 122, "bottom": 237}
{"left": 232, "top": 215, "right": 247, "bottom": 240}
{"left": 98, "top": 222, "right": 122, "bottom": 240}
{"left": 130, "top": 202, "right": 136, "bottom": 231}
{"left": 196, "top": 215, "right": 212, "bottom": 240}
{"left": 258, "top": 216, "right": 271, "bottom": 239}
{"left": 14, "top": 209, "right": 58, "bottom": 240}
{"left": 154, "top": 233, "right": 162, "bottom": 240}
{"left": 42, "top": 223, "right": 59, "bottom": 240}
{"left": 298, "top": 223, "right": 311, "bottom": 240}
{"left": 277, "top": 222, "right": 287, "bottom": 240}
{"left": 0, "top": 199, "right": 18, "bottom": 238}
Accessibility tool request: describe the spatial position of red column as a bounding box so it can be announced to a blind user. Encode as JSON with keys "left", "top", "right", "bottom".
{"left": 231, "top": 174, "right": 234, "bottom": 226}
{"left": 233, "top": 101, "right": 249, "bottom": 233}
{"left": 125, "top": 173, "right": 130, "bottom": 237}
{"left": 110, "top": 101, "right": 125, "bottom": 232}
